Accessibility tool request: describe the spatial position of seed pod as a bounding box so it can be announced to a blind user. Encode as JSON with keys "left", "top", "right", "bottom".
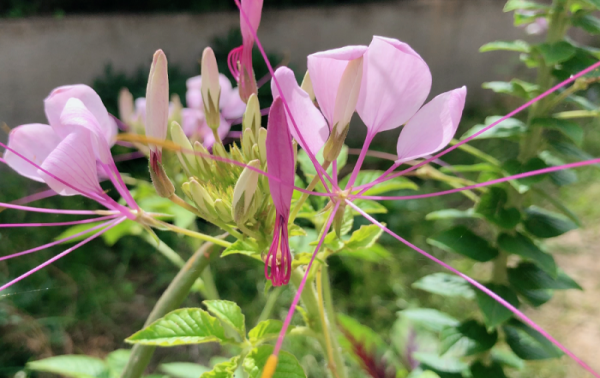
{"left": 232, "top": 159, "right": 261, "bottom": 224}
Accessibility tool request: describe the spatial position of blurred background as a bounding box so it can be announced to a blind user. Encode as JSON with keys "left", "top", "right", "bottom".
{"left": 1, "top": 1, "right": 600, "bottom": 378}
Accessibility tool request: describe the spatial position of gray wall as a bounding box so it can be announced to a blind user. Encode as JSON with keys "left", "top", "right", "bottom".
{"left": 0, "top": 0, "right": 589, "bottom": 130}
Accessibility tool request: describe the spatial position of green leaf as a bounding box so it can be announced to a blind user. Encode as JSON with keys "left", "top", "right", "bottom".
{"left": 27, "top": 355, "right": 108, "bottom": 378}
{"left": 537, "top": 41, "right": 576, "bottom": 65}
{"left": 297, "top": 145, "right": 348, "bottom": 178}
{"left": 353, "top": 199, "right": 388, "bottom": 215}
{"left": 502, "top": 158, "right": 549, "bottom": 189}
{"left": 221, "top": 239, "right": 262, "bottom": 257}
{"left": 470, "top": 361, "right": 507, "bottom": 378}
{"left": 345, "top": 224, "right": 384, "bottom": 250}
{"left": 482, "top": 80, "right": 540, "bottom": 100}
{"left": 572, "top": 11, "right": 600, "bottom": 34}
{"left": 400, "top": 308, "right": 459, "bottom": 332}
{"left": 440, "top": 320, "right": 498, "bottom": 356}
{"left": 476, "top": 187, "right": 521, "bottom": 229}
{"left": 461, "top": 116, "right": 526, "bottom": 140}
{"left": 288, "top": 224, "right": 307, "bottom": 237}
{"left": 55, "top": 222, "right": 107, "bottom": 244}
{"left": 248, "top": 320, "right": 283, "bottom": 345}
{"left": 531, "top": 117, "right": 583, "bottom": 145}
{"left": 425, "top": 208, "right": 482, "bottom": 220}
{"left": 200, "top": 356, "right": 239, "bottom": 378}
{"left": 340, "top": 170, "right": 418, "bottom": 195}
{"left": 475, "top": 284, "right": 520, "bottom": 328}
{"left": 517, "top": 288, "right": 553, "bottom": 307}
{"left": 522, "top": 206, "right": 578, "bottom": 238}
{"left": 427, "top": 226, "right": 498, "bottom": 262}
{"left": 440, "top": 163, "right": 499, "bottom": 173}
{"left": 243, "top": 346, "right": 306, "bottom": 378}
{"left": 503, "top": 319, "right": 563, "bottom": 360}
{"left": 338, "top": 313, "right": 385, "bottom": 354}
{"left": 491, "top": 348, "right": 525, "bottom": 369}
{"left": 538, "top": 151, "right": 578, "bottom": 187}
{"left": 504, "top": 0, "right": 550, "bottom": 11}
{"left": 203, "top": 300, "right": 246, "bottom": 338}
{"left": 160, "top": 363, "right": 210, "bottom": 378}
{"left": 508, "top": 262, "right": 582, "bottom": 291}
{"left": 480, "top": 40, "right": 530, "bottom": 53}
{"left": 412, "top": 273, "right": 475, "bottom": 299}
{"left": 126, "top": 308, "right": 227, "bottom": 346}
{"left": 412, "top": 353, "right": 468, "bottom": 373}
{"left": 337, "top": 243, "right": 392, "bottom": 263}
{"left": 498, "top": 233, "right": 557, "bottom": 276}
{"left": 106, "top": 350, "right": 131, "bottom": 378}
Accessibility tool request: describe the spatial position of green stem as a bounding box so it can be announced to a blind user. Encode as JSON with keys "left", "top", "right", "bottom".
{"left": 553, "top": 110, "right": 600, "bottom": 119}
{"left": 157, "top": 220, "right": 232, "bottom": 248}
{"left": 492, "top": 251, "right": 508, "bottom": 285}
{"left": 201, "top": 267, "right": 220, "bottom": 300}
{"left": 257, "top": 286, "right": 283, "bottom": 323}
{"left": 120, "top": 240, "right": 221, "bottom": 378}
{"left": 317, "top": 268, "right": 339, "bottom": 378}
{"left": 321, "top": 266, "right": 347, "bottom": 378}
{"left": 450, "top": 139, "right": 501, "bottom": 166}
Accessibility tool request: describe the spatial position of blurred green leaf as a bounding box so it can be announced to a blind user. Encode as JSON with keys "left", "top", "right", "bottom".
{"left": 337, "top": 243, "right": 392, "bottom": 262}
{"left": 522, "top": 206, "right": 578, "bottom": 238}
{"left": 248, "top": 320, "right": 283, "bottom": 345}
{"left": 339, "top": 170, "right": 418, "bottom": 195}
{"left": 345, "top": 224, "right": 383, "bottom": 250}
{"left": 491, "top": 348, "right": 525, "bottom": 369}
{"left": 536, "top": 41, "right": 576, "bottom": 65}
{"left": 204, "top": 300, "right": 246, "bottom": 338}
{"left": 106, "top": 350, "right": 131, "bottom": 378}
{"left": 222, "top": 239, "right": 261, "bottom": 257}
{"left": 440, "top": 320, "right": 497, "bottom": 356}
{"left": 201, "top": 356, "right": 239, "bottom": 378}
{"left": 480, "top": 40, "right": 530, "bottom": 53}
{"left": 413, "top": 273, "right": 475, "bottom": 299}
{"left": 27, "top": 355, "right": 108, "bottom": 378}
{"left": 338, "top": 313, "right": 385, "bottom": 355}
{"left": 400, "top": 308, "right": 459, "bottom": 332}
{"left": 503, "top": 319, "right": 563, "bottom": 360}
{"left": 475, "top": 284, "right": 520, "bottom": 328}
{"left": 425, "top": 208, "right": 482, "bottom": 220}
{"left": 531, "top": 117, "right": 583, "bottom": 145}
{"left": 461, "top": 116, "right": 526, "bottom": 140}
{"left": 508, "top": 262, "right": 582, "bottom": 291}
{"left": 352, "top": 199, "right": 388, "bottom": 214}
{"left": 470, "top": 361, "right": 507, "bottom": 378}
{"left": 476, "top": 187, "right": 521, "bottom": 229}
{"left": 412, "top": 353, "right": 468, "bottom": 373}
{"left": 160, "top": 363, "right": 210, "bottom": 378}
{"left": 572, "top": 11, "right": 600, "bottom": 34}
{"left": 498, "top": 233, "right": 557, "bottom": 276}
{"left": 427, "top": 226, "right": 498, "bottom": 262}
{"left": 243, "top": 346, "right": 306, "bottom": 378}
{"left": 482, "top": 80, "right": 540, "bottom": 99}
{"left": 504, "top": 0, "right": 550, "bottom": 11}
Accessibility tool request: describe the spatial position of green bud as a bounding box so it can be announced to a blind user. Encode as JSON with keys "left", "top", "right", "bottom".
{"left": 149, "top": 159, "right": 175, "bottom": 198}
{"left": 252, "top": 144, "right": 261, "bottom": 162}
{"left": 322, "top": 123, "right": 350, "bottom": 163}
{"left": 243, "top": 93, "right": 261, "bottom": 139}
{"left": 184, "top": 178, "right": 216, "bottom": 217}
{"left": 232, "top": 159, "right": 261, "bottom": 224}
{"left": 230, "top": 144, "right": 245, "bottom": 163}
{"left": 258, "top": 127, "right": 267, "bottom": 163}
{"left": 193, "top": 141, "right": 213, "bottom": 177}
{"left": 214, "top": 199, "right": 233, "bottom": 223}
{"left": 242, "top": 127, "right": 256, "bottom": 158}
{"left": 171, "top": 121, "right": 198, "bottom": 176}
{"left": 212, "top": 141, "right": 228, "bottom": 160}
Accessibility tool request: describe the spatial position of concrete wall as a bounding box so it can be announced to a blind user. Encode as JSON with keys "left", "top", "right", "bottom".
{"left": 0, "top": 0, "right": 588, "bottom": 130}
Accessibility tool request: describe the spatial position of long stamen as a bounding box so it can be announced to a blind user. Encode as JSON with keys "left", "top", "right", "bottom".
{"left": 0, "top": 217, "right": 126, "bottom": 292}
{"left": 10, "top": 189, "right": 57, "bottom": 205}
{"left": 0, "top": 202, "right": 109, "bottom": 215}
{"left": 0, "top": 215, "right": 116, "bottom": 229}
{"left": 347, "top": 199, "right": 600, "bottom": 378}
{"left": 352, "top": 157, "right": 600, "bottom": 201}
{"left": 346, "top": 131, "right": 375, "bottom": 188}
{"left": 355, "top": 60, "right": 600, "bottom": 192}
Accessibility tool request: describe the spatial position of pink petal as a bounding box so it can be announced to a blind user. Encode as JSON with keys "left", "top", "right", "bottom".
{"left": 396, "top": 87, "right": 467, "bottom": 163}
{"left": 240, "top": 0, "right": 264, "bottom": 45}
{"left": 134, "top": 98, "right": 147, "bottom": 123}
{"left": 181, "top": 108, "right": 205, "bottom": 136}
{"left": 266, "top": 97, "right": 294, "bottom": 216}
{"left": 38, "top": 131, "right": 104, "bottom": 197}
{"left": 221, "top": 87, "right": 247, "bottom": 119}
{"left": 145, "top": 50, "right": 169, "bottom": 151}
{"left": 271, "top": 67, "right": 329, "bottom": 156}
{"left": 307, "top": 45, "right": 367, "bottom": 125}
{"left": 44, "top": 84, "right": 118, "bottom": 145}
{"left": 4, "top": 123, "right": 62, "bottom": 182}
{"left": 356, "top": 36, "right": 432, "bottom": 134}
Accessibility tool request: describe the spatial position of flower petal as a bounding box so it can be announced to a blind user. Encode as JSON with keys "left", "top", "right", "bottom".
{"left": 145, "top": 50, "right": 170, "bottom": 152}
{"left": 4, "top": 123, "right": 62, "bottom": 182}
{"left": 240, "top": 0, "right": 264, "bottom": 44}
{"left": 357, "top": 36, "right": 432, "bottom": 134}
{"left": 271, "top": 67, "right": 329, "bottom": 156}
{"left": 266, "top": 97, "right": 294, "bottom": 216}
{"left": 396, "top": 87, "right": 467, "bottom": 163}
{"left": 38, "top": 131, "right": 104, "bottom": 197}
{"left": 221, "top": 87, "right": 247, "bottom": 119}
{"left": 307, "top": 45, "right": 367, "bottom": 125}
{"left": 44, "top": 84, "right": 118, "bottom": 145}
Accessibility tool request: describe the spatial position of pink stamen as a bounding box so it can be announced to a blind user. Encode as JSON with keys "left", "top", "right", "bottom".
{"left": 273, "top": 203, "right": 339, "bottom": 356}
{"left": 11, "top": 189, "right": 57, "bottom": 205}
{"left": 353, "top": 157, "right": 600, "bottom": 201}
{"left": 347, "top": 199, "right": 600, "bottom": 378}
{"left": 0, "top": 216, "right": 119, "bottom": 262}
{"left": 0, "top": 202, "right": 106, "bottom": 215}
{"left": 0, "top": 215, "right": 116, "bottom": 229}
{"left": 228, "top": 46, "right": 243, "bottom": 80}
{"left": 0, "top": 217, "right": 126, "bottom": 292}
{"left": 346, "top": 131, "right": 375, "bottom": 188}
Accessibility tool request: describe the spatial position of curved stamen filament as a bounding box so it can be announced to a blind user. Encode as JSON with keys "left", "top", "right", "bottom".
{"left": 0, "top": 202, "right": 112, "bottom": 215}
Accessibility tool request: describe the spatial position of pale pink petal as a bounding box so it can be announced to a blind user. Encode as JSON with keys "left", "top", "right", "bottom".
{"left": 145, "top": 50, "right": 169, "bottom": 152}
{"left": 240, "top": 0, "right": 264, "bottom": 45}
{"left": 357, "top": 36, "right": 432, "bottom": 134}
{"left": 221, "top": 87, "right": 247, "bottom": 119}
{"left": 4, "top": 124, "right": 62, "bottom": 182}
{"left": 271, "top": 67, "right": 329, "bottom": 156}
{"left": 134, "top": 98, "right": 147, "bottom": 123}
{"left": 307, "top": 45, "right": 367, "bottom": 125}
{"left": 186, "top": 74, "right": 236, "bottom": 112}
{"left": 39, "top": 131, "right": 104, "bottom": 197}
{"left": 266, "top": 97, "right": 294, "bottom": 216}
{"left": 44, "top": 84, "right": 118, "bottom": 145}
{"left": 181, "top": 108, "right": 205, "bottom": 136}
{"left": 396, "top": 87, "right": 467, "bottom": 163}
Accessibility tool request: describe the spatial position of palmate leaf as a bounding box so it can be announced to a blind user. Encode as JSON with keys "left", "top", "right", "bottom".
{"left": 27, "top": 355, "right": 108, "bottom": 378}
{"left": 126, "top": 308, "right": 228, "bottom": 346}
{"left": 243, "top": 346, "right": 306, "bottom": 378}
{"left": 203, "top": 300, "right": 246, "bottom": 338}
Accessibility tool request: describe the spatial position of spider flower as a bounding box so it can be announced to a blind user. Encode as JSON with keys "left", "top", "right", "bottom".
{"left": 145, "top": 50, "right": 169, "bottom": 171}
{"left": 264, "top": 97, "right": 294, "bottom": 286}
{"left": 228, "top": 0, "right": 264, "bottom": 102}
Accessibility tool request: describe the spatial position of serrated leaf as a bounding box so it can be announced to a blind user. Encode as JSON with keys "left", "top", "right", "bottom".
{"left": 427, "top": 226, "right": 498, "bottom": 262}
{"left": 200, "top": 356, "right": 239, "bottom": 378}
{"left": 221, "top": 239, "right": 262, "bottom": 257}
{"left": 345, "top": 224, "right": 383, "bottom": 250}
{"left": 475, "top": 284, "right": 520, "bottom": 328}
{"left": 461, "top": 116, "right": 526, "bottom": 140}
{"left": 243, "top": 346, "right": 306, "bottom": 378}
{"left": 508, "top": 262, "right": 582, "bottom": 291}
{"left": 126, "top": 308, "right": 227, "bottom": 346}
{"left": 498, "top": 233, "right": 557, "bottom": 276}
{"left": 337, "top": 243, "right": 392, "bottom": 263}
{"left": 440, "top": 320, "right": 498, "bottom": 356}
{"left": 27, "top": 356, "right": 108, "bottom": 378}
{"left": 248, "top": 320, "right": 284, "bottom": 345}
{"left": 425, "top": 208, "right": 481, "bottom": 220}
{"left": 203, "top": 300, "right": 246, "bottom": 338}
{"left": 413, "top": 273, "right": 475, "bottom": 299}
{"left": 504, "top": 0, "right": 550, "bottom": 11}
{"left": 531, "top": 117, "right": 583, "bottom": 145}
{"left": 480, "top": 40, "right": 530, "bottom": 53}
{"left": 476, "top": 187, "right": 521, "bottom": 229}
{"left": 106, "top": 350, "right": 131, "bottom": 378}
{"left": 470, "top": 361, "right": 507, "bottom": 378}
{"left": 503, "top": 319, "right": 563, "bottom": 360}
{"left": 522, "top": 206, "right": 578, "bottom": 238}
{"left": 160, "top": 363, "right": 210, "bottom": 378}
{"left": 537, "top": 41, "right": 576, "bottom": 65}
{"left": 400, "top": 308, "right": 459, "bottom": 332}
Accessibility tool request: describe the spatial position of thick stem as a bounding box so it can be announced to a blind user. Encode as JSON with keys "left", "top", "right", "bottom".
{"left": 317, "top": 268, "right": 339, "bottom": 378}
{"left": 120, "top": 241, "right": 221, "bottom": 378}
{"left": 321, "top": 266, "right": 347, "bottom": 378}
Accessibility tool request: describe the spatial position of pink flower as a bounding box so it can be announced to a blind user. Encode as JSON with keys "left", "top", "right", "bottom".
{"left": 182, "top": 73, "right": 246, "bottom": 147}
{"left": 145, "top": 50, "right": 169, "bottom": 173}
{"left": 265, "top": 97, "right": 295, "bottom": 286}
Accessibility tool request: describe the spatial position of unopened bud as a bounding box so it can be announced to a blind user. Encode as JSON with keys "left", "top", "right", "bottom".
{"left": 243, "top": 94, "right": 261, "bottom": 139}
{"left": 242, "top": 127, "right": 256, "bottom": 158}
{"left": 212, "top": 141, "right": 228, "bottom": 160}
{"left": 118, "top": 88, "right": 134, "bottom": 125}
{"left": 149, "top": 156, "right": 175, "bottom": 198}
{"left": 322, "top": 124, "right": 349, "bottom": 163}
{"left": 232, "top": 159, "right": 261, "bottom": 224}
{"left": 258, "top": 128, "right": 267, "bottom": 163}
{"left": 333, "top": 202, "right": 347, "bottom": 237}
{"left": 170, "top": 94, "right": 183, "bottom": 123}
{"left": 214, "top": 199, "right": 233, "bottom": 223}
{"left": 193, "top": 141, "right": 213, "bottom": 177}
{"left": 231, "top": 144, "right": 245, "bottom": 163}
{"left": 201, "top": 47, "right": 221, "bottom": 131}
{"left": 146, "top": 49, "right": 169, "bottom": 154}
{"left": 300, "top": 71, "right": 315, "bottom": 103}
{"left": 183, "top": 179, "right": 216, "bottom": 216}
{"left": 252, "top": 144, "right": 261, "bottom": 162}
{"left": 170, "top": 121, "right": 198, "bottom": 176}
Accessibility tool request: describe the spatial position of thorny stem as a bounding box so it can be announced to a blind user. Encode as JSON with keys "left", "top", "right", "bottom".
{"left": 317, "top": 268, "right": 339, "bottom": 378}
{"left": 120, "top": 240, "right": 222, "bottom": 378}
{"left": 289, "top": 160, "right": 332, "bottom": 224}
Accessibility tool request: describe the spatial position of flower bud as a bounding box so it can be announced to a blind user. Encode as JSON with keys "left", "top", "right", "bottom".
{"left": 300, "top": 71, "right": 315, "bottom": 103}
{"left": 193, "top": 141, "right": 213, "bottom": 177}
{"left": 170, "top": 121, "right": 198, "bottom": 176}
{"left": 118, "top": 88, "right": 134, "bottom": 125}
{"left": 214, "top": 199, "right": 233, "bottom": 223}
{"left": 243, "top": 93, "right": 261, "bottom": 139}
{"left": 201, "top": 47, "right": 221, "bottom": 131}
{"left": 170, "top": 94, "right": 183, "bottom": 123}
{"left": 149, "top": 158, "right": 175, "bottom": 198}
{"left": 231, "top": 144, "right": 245, "bottom": 163}
{"left": 258, "top": 127, "right": 267, "bottom": 163}
{"left": 146, "top": 49, "right": 169, "bottom": 156}
{"left": 242, "top": 127, "right": 256, "bottom": 158}
{"left": 183, "top": 178, "right": 216, "bottom": 216}
{"left": 232, "top": 159, "right": 261, "bottom": 224}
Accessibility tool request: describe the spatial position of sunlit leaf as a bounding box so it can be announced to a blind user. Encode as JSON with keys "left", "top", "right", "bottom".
{"left": 203, "top": 300, "right": 246, "bottom": 338}
{"left": 243, "top": 346, "right": 306, "bottom": 378}
{"left": 461, "top": 116, "right": 526, "bottom": 140}
{"left": 200, "top": 356, "right": 239, "bottom": 378}
{"left": 27, "top": 355, "right": 108, "bottom": 378}
{"left": 400, "top": 308, "right": 459, "bottom": 332}
{"left": 248, "top": 320, "right": 284, "bottom": 345}
{"left": 345, "top": 224, "right": 383, "bottom": 250}
{"left": 221, "top": 239, "right": 262, "bottom": 257}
